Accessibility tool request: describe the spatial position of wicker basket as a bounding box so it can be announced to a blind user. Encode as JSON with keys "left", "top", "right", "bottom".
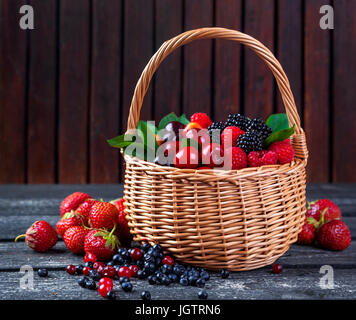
{"left": 123, "top": 27, "right": 308, "bottom": 271}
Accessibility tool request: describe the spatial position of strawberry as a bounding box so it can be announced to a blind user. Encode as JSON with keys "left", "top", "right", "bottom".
{"left": 111, "top": 198, "right": 132, "bottom": 244}
{"left": 317, "top": 220, "right": 351, "bottom": 251}
{"left": 307, "top": 199, "right": 342, "bottom": 225}
{"left": 297, "top": 218, "right": 317, "bottom": 245}
{"left": 190, "top": 113, "right": 212, "bottom": 129}
{"left": 89, "top": 201, "right": 119, "bottom": 230}
{"left": 60, "top": 192, "right": 91, "bottom": 216}
{"left": 15, "top": 220, "right": 58, "bottom": 252}
{"left": 76, "top": 198, "right": 98, "bottom": 225}
{"left": 221, "top": 126, "right": 245, "bottom": 148}
{"left": 84, "top": 229, "right": 120, "bottom": 261}
{"left": 56, "top": 210, "right": 85, "bottom": 237}
{"left": 63, "top": 226, "right": 90, "bottom": 254}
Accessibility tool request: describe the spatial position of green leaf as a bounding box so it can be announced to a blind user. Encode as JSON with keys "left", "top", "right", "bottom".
{"left": 263, "top": 125, "right": 295, "bottom": 148}
{"left": 158, "top": 112, "right": 178, "bottom": 130}
{"left": 138, "top": 120, "right": 158, "bottom": 150}
{"left": 107, "top": 133, "right": 136, "bottom": 149}
{"left": 266, "top": 113, "right": 289, "bottom": 132}
{"left": 180, "top": 138, "right": 201, "bottom": 151}
{"left": 177, "top": 114, "right": 190, "bottom": 126}
{"left": 124, "top": 142, "right": 156, "bottom": 162}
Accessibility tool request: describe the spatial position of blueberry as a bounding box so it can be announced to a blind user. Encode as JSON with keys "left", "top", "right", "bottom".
{"left": 113, "top": 254, "right": 124, "bottom": 265}
{"left": 37, "top": 268, "right": 48, "bottom": 277}
{"left": 155, "top": 257, "right": 162, "bottom": 266}
{"left": 107, "top": 290, "right": 117, "bottom": 300}
{"left": 198, "top": 289, "right": 208, "bottom": 300}
{"left": 121, "top": 281, "right": 133, "bottom": 292}
{"left": 78, "top": 276, "right": 87, "bottom": 288}
{"left": 168, "top": 273, "right": 178, "bottom": 283}
{"left": 220, "top": 269, "right": 230, "bottom": 279}
{"left": 131, "top": 241, "right": 141, "bottom": 248}
{"left": 151, "top": 249, "right": 160, "bottom": 258}
{"left": 144, "top": 253, "right": 155, "bottom": 264}
{"left": 173, "top": 265, "right": 184, "bottom": 276}
{"left": 188, "top": 275, "right": 198, "bottom": 286}
{"left": 119, "top": 276, "right": 129, "bottom": 284}
{"left": 196, "top": 278, "right": 206, "bottom": 288}
{"left": 106, "top": 261, "right": 115, "bottom": 266}
{"left": 161, "top": 264, "right": 172, "bottom": 275}
{"left": 200, "top": 271, "right": 210, "bottom": 281}
{"left": 75, "top": 264, "right": 84, "bottom": 275}
{"left": 84, "top": 262, "right": 94, "bottom": 269}
{"left": 85, "top": 278, "right": 97, "bottom": 290}
{"left": 141, "top": 291, "right": 151, "bottom": 301}
{"left": 89, "top": 269, "right": 101, "bottom": 281}
{"left": 146, "top": 262, "right": 156, "bottom": 274}
{"left": 137, "top": 269, "right": 148, "bottom": 279}
{"left": 179, "top": 277, "right": 189, "bottom": 286}
{"left": 153, "top": 244, "right": 162, "bottom": 252}
{"left": 148, "top": 275, "right": 158, "bottom": 285}
{"left": 161, "top": 275, "right": 171, "bottom": 286}
{"left": 141, "top": 242, "right": 151, "bottom": 252}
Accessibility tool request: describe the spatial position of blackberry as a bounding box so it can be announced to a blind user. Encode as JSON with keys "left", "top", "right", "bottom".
{"left": 208, "top": 122, "right": 226, "bottom": 143}
{"left": 226, "top": 114, "right": 250, "bottom": 131}
{"left": 247, "top": 118, "right": 272, "bottom": 140}
{"left": 236, "top": 131, "right": 263, "bottom": 154}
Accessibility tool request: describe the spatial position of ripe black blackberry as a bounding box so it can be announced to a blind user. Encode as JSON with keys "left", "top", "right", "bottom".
{"left": 247, "top": 118, "right": 272, "bottom": 140}
{"left": 236, "top": 130, "right": 263, "bottom": 154}
{"left": 208, "top": 121, "right": 226, "bottom": 143}
{"left": 226, "top": 114, "right": 250, "bottom": 131}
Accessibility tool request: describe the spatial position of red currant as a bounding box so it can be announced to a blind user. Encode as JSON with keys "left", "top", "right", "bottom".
{"left": 129, "top": 264, "right": 139, "bottom": 277}
{"left": 82, "top": 266, "right": 91, "bottom": 276}
{"left": 99, "top": 277, "right": 113, "bottom": 289}
{"left": 84, "top": 252, "right": 97, "bottom": 263}
{"left": 162, "top": 256, "right": 174, "bottom": 266}
{"left": 93, "top": 261, "right": 105, "bottom": 270}
{"left": 66, "top": 264, "right": 76, "bottom": 275}
{"left": 118, "top": 266, "right": 132, "bottom": 278}
{"left": 98, "top": 284, "right": 111, "bottom": 298}
{"left": 130, "top": 248, "right": 143, "bottom": 260}
{"left": 272, "top": 263, "right": 283, "bottom": 274}
{"left": 102, "top": 265, "right": 116, "bottom": 278}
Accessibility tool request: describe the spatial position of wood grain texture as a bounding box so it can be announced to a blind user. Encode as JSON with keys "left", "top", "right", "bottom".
{"left": 58, "top": 0, "right": 90, "bottom": 183}
{"left": 0, "top": 0, "right": 27, "bottom": 183}
{"left": 27, "top": 0, "right": 57, "bottom": 183}
{"left": 304, "top": 0, "right": 331, "bottom": 183}
{"left": 276, "top": 0, "right": 303, "bottom": 116}
{"left": 332, "top": 0, "right": 356, "bottom": 182}
{"left": 90, "top": 0, "right": 121, "bottom": 183}
{"left": 214, "top": 0, "right": 242, "bottom": 121}
{"left": 154, "top": 0, "right": 183, "bottom": 121}
{"left": 243, "top": 0, "right": 275, "bottom": 120}
{"left": 183, "top": 0, "right": 214, "bottom": 116}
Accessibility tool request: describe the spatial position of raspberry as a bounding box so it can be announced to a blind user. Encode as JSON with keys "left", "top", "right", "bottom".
{"left": 247, "top": 151, "right": 263, "bottom": 167}
{"left": 268, "top": 140, "right": 295, "bottom": 164}
{"left": 261, "top": 150, "right": 278, "bottom": 165}
{"left": 225, "top": 147, "right": 247, "bottom": 170}
{"left": 190, "top": 113, "right": 212, "bottom": 129}
{"left": 221, "top": 126, "right": 245, "bottom": 147}
{"left": 247, "top": 150, "right": 278, "bottom": 167}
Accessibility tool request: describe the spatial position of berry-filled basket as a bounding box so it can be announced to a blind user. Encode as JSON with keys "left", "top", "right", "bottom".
{"left": 123, "top": 27, "right": 308, "bottom": 271}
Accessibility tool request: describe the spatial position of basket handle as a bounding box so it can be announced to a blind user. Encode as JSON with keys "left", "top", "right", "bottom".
{"left": 127, "top": 27, "right": 302, "bottom": 134}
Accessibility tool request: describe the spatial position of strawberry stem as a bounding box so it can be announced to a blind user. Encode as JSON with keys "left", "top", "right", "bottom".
{"left": 14, "top": 234, "right": 26, "bottom": 242}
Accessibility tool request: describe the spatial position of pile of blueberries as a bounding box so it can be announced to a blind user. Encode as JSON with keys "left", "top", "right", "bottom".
{"left": 70, "top": 241, "right": 230, "bottom": 300}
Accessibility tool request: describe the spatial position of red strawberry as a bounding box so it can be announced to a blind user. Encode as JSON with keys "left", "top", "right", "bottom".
{"left": 221, "top": 126, "right": 245, "bottom": 148}
{"left": 89, "top": 201, "right": 119, "bottom": 230}
{"left": 63, "top": 226, "right": 90, "bottom": 254}
{"left": 190, "top": 113, "right": 212, "bottom": 129}
{"left": 111, "top": 198, "right": 132, "bottom": 244}
{"left": 84, "top": 229, "right": 120, "bottom": 261}
{"left": 268, "top": 140, "right": 295, "bottom": 164}
{"left": 76, "top": 199, "right": 98, "bottom": 225}
{"left": 56, "top": 210, "right": 85, "bottom": 237}
{"left": 224, "top": 147, "right": 247, "bottom": 170}
{"left": 15, "top": 220, "right": 58, "bottom": 253}
{"left": 60, "top": 192, "right": 91, "bottom": 216}
{"left": 317, "top": 220, "right": 351, "bottom": 251}
{"left": 307, "top": 199, "right": 342, "bottom": 225}
{"left": 297, "top": 218, "right": 317, "bottom": 245}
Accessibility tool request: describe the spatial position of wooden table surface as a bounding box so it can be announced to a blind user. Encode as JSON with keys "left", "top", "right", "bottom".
{"left": 1, "top": 184, "right": 355, "bottom": 300}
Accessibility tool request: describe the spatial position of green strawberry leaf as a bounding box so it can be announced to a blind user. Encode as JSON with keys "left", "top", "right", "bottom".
{"left": 158, "top": 112, "right": 178, "bottom": 130}
{"left": 177, "top": 114, "right": 190, "bottom": 126}
{"left": 266, "top": 113, "right": 289, "bottom": 132}
{"left": 262, "top": 124, "right": 295, "bottom": 148}
{"left": 107, "top": 133, "right": 136, "bottom": 149}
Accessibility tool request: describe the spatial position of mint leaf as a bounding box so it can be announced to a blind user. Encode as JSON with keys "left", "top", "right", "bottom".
{"left": 107, "top": 133, "right": 136, "bottom": 148}
{"left": 177, "top": 114, "right": 190, "bottom": 126}
{"left": 158, "top": 112, "right": 178, "bottom": 130}
{"left": 266, "top": 113, "right": 289, "bottom": 132}
{"left": 263, "top": 125, "right": 295, "bottom": 148}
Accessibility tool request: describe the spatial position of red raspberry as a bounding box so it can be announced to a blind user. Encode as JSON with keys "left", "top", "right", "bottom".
{"left": 247, "top": 151, "right": 263, "bottom": 167}
{"left": 224, "top": 147, "right": 247, "bottom": 170}
{"left": 260, "top": 150, "right": 278, "bottom": 165}
{"left": 221, "top": 126, "right": 245, "bottom": 148}
{"left": 268, "top": 140, "right": 294, "bottom": 164}
{"left": 190, "top": 113, "right": 212, "bottom": 129}
{"left": 247, "top": 150, "right": 277, "bottom": 167}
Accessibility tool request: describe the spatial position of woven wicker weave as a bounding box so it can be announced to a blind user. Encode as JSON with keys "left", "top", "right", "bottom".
{"left": 123, "top": 27, "right": 308, "bottom": 271}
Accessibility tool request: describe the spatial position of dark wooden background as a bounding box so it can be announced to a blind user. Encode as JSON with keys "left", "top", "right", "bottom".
{"left": 0, "top": 0, "right": 355, "bottom": 184}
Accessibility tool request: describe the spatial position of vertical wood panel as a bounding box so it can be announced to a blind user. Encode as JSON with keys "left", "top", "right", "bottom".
{"left": 214, "top": 0, "right": 242, "bottom": 121}
{"left": 90, "top": 0, "right": 121, "bottom": 183}
{"left": 304, "top": 0, "right": 330, "bottom": 182}
{"left": 243, "top": 0, "right": 275, "bottom": 121}
{"left": 154, "top": 0, "right": 183, "bottom": 121}
{"left": 277, "top": 0, "right": 303, "bottom": 117}
{"left": 58, "top": 0, "right": 90, "bottom": 183}
{"left": 0, "top": 0, "right": 27, "bottom": 183}
{"left": 27, "top": 0, "right": 56, "bottom": 183}
{"left": 183, "top": 0, "right": 213, "bottom": 117}
{"left": 333, "top": 0, "right": 356, "bottom": 182}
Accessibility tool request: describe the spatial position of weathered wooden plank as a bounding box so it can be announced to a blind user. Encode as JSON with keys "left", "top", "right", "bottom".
{"left": 154, "top": 0, "right": 183, "bottom": 121}
{"left": 90, "top": 0, "right": 121, "bottom": 183}
{"left": 243, "top": 0, "right": 275, "bottom": 120}
{"left": 0, "top": 0, "right": 27, "bottom": 183}
{"left": 214, "top": 0, "right": 242, "bottom": 121}
{"left": 183, "top": 0, "right": 214, "bottom": 117}
{"left": 304, "top": 0, "right": 331, "bottom": 182}
{"left": 58, "top": 0, "right": 90, "bottom": 183}
{"left": 276, "top": 0, "right": 303, "bottom": 116}
{"left": 27, "top": 0, "right": 57, "bottom": 183}
{"left": 0, "top": 265, "right": 355, "bottom": 300}
{"left": 332, "top": 1, "right": 356, "bottom": 182}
